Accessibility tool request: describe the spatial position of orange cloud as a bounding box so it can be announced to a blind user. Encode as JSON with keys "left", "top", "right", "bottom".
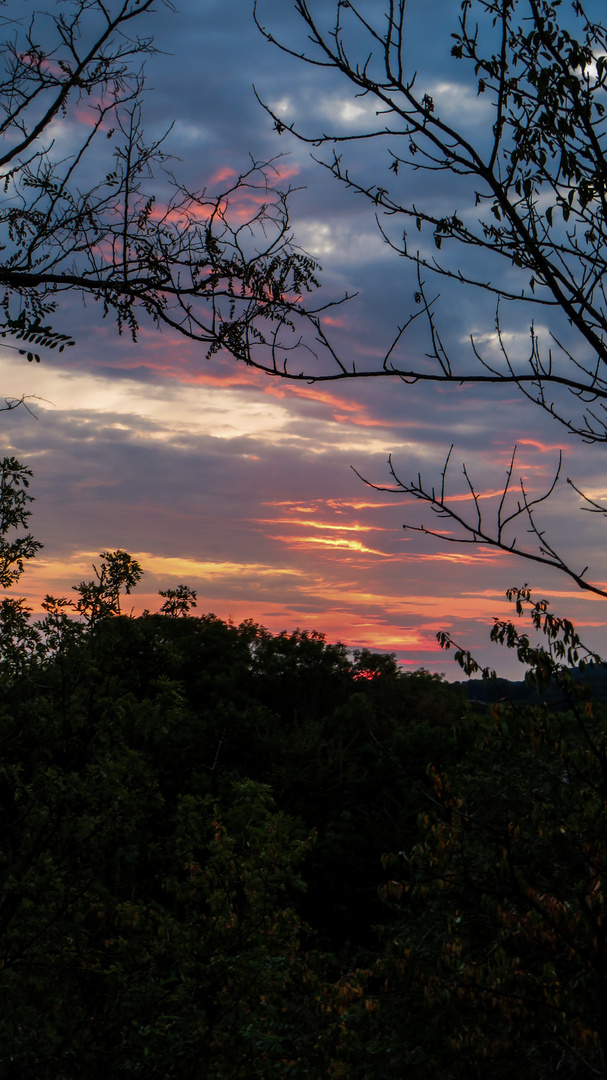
{"left": 263, "top": 501, "right": 319, "bottom": 512}
{"left": 326, "top": 497, "right": 411, "bottom": 510}
{"left": 256, "top": 381, "right": 426, "bottom": 430}
{"left": 182, "top": 370, "right": 261, "bottom": 389}
{"left": 258, "top": 382, "right": 374, "bottom": 421}
{"left": 257, "top": 517, "right": 389, "bottom": 533}
{"left": 442, "top": 488, "right": 516, "bottom": 503}
{"left": 510, "top": 438, "right": 564, "bottom": 453}
{"left": 273, "top": 535, "right": 392, "bottom": 555}
{"left": 264, "top": 497, "right": 411, "bottom": 514}
{"left": 404, "top": 550, "right": 507, "bottom": 565}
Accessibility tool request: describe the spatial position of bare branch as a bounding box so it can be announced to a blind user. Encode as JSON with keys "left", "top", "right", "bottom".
{"left": 353, "top": 447, "right": 607, "bottom": 598}
{"left": 250, "top": 1, "right": 607, "bottom": 442}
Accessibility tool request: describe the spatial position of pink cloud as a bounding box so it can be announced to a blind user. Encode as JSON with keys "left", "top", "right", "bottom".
{"left": 207, "top": 166, "right": 238, "bottom": 186}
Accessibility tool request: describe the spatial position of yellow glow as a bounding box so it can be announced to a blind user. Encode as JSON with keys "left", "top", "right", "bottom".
{"left": 131, "top": 554, "right": 304, "bottom": 579}
{"left": 274, "top": 535, "right": 392, "bottom": 555}
{"left": 440, "top": 488, "right": 513, "bottom": 503}
{"left": 15, "top": 553, "right": 304, "bottom": 593}
{"left": 257, "top": 517, "right": 389, "bottom": 533}
{"left": 326, "top": 498, "right": 410, "bottom": 510}
{"left": 405, "top": 550, "right": 505, "bottom": 565}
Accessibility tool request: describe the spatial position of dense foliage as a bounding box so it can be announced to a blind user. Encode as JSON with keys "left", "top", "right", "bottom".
{"left": 0, "top": 579, "right": 466, "bottom": 1077}
{"left": 2, "top": 462, "right": 607, "bottom": 1077}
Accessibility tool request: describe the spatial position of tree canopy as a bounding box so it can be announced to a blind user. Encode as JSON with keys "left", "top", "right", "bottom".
{"left": 1, "top": 457, "right": 607, "bottom": 1076}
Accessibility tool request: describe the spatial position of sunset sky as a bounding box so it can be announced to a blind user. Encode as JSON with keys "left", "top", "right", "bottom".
{"left": 3, "top": 0, "right": 607, "bottom": 678}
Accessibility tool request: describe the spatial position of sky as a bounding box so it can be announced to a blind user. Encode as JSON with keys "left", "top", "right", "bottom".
{"left": 2, "top": 0, "right": 607, "bottom": 678}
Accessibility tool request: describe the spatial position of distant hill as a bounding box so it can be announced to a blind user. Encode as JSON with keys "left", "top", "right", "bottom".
{"left": 458, "top": 663, "right": 607, "bottom": 707}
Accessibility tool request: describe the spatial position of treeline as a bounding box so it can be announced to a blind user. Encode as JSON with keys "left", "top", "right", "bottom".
{"left": 1, "top": 549, "right": 607, "bottom": 1078}
{"left": 463, "top": 664, "right": 607, "bottom": 706}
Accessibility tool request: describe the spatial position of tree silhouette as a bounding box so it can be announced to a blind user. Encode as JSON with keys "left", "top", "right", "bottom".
{"left": 0, "top": 1, "right": 328, "bottom": 368}
{"left": 253, "top": 0, "right": 607, "bottom": 594}
{"left": 0, "top": 456, "right": 41, "bottom": 587}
